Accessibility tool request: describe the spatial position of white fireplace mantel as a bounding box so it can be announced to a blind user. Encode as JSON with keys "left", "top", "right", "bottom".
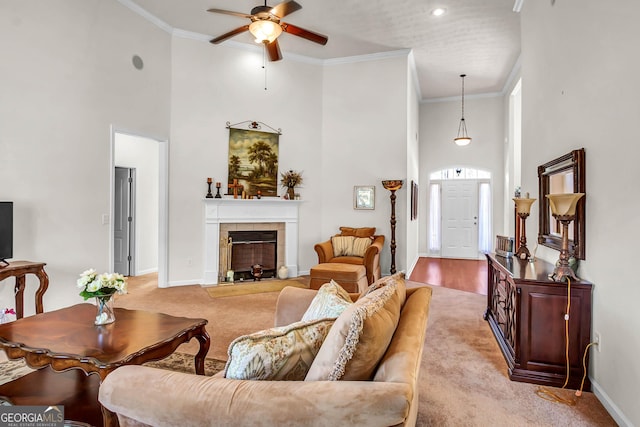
{"left": 203, "top": 198, "right": 302, "bottom": 285}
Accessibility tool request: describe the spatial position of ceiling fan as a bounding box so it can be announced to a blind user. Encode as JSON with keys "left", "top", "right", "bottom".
{"left": 207, "top": 0, "right": 328, "bottom": 61}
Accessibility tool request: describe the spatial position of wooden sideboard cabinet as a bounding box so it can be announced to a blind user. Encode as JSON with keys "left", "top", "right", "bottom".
{"left": 484, "top": 253, "right": 593, "bottom": 390}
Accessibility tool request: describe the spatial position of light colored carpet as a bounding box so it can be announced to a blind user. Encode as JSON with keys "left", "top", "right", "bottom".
{"left": 205, "top": 279, "right": 308, "bottom": 299}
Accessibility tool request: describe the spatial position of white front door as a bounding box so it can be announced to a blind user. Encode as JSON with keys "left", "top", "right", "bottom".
{"left": 441, "top": 180, "right": 479, "bottom": 259}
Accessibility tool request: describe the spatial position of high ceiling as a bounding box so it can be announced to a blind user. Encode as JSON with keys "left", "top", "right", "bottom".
{"left": 126, "top": 0, "right": 521, "bottom": 100}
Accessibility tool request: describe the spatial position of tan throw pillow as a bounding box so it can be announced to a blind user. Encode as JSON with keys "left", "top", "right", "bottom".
{"left": 339, "top": 226, "right": 376, "bottom": 238}
{"left": 304, "top": 279, "right": 404, "bottom": 381}
{"left": 224, "top": 318, "right": 335, "bottom": 381}
{"left": 363, "top": 271, "right": 407, "bottom": 306}
{"left": 331, "top": 235, "right": 354, "bottom": 257}
{"left": 351, "top": 237, "right": 373, "bottom": 257}
{"left": 302, "top": 280, "right": 353, "bottom": 322}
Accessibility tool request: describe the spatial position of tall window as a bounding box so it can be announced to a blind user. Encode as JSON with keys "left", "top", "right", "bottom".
{"left": 429, "top": 183, "right": 441, "bottom": 252}
{"left": 478, "top": 182, "right": 492, "bottom": 253}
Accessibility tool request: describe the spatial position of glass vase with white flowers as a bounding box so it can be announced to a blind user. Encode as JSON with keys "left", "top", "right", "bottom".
{"left": 77, "top": 269, "right": 127, "bottom": 325}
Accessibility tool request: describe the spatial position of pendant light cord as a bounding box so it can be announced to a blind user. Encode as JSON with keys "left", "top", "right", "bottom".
{"left": 460, "top": 74, "right": 466, "bottom": 120}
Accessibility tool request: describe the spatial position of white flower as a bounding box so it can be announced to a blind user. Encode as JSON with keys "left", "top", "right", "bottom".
{"left": 86, "top": 279, "right": 101, "bottom": 293}
{"left": 77, "top": 268, "right": 128, "bottom": 299}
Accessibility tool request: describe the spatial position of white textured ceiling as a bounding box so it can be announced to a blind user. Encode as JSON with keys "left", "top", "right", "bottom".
{"left": 127, "top": 0, "right": 521, "bottom": 100}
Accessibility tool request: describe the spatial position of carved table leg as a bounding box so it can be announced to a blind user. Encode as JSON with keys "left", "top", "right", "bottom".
{"left": 194, "top": 328, "right": 211, "bottom": 375}
{"left": 14, "top": 275, "right": 25, "bottom": 319}
{"left": 34, "top": 268, "right": 49, "bottom": 314}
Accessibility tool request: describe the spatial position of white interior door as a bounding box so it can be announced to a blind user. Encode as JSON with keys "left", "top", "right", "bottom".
{"left": 441, "top": 180, "right": 479, "bottom": 259}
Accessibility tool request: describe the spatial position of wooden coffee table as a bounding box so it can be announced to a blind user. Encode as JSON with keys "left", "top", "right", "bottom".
{"left": 0, "top": 304, "right": 210, "bottom": 426}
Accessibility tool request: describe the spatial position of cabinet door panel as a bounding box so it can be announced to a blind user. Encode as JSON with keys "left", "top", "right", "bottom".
{"left": 525, "top": 290, "right": 585, "bottom": 368}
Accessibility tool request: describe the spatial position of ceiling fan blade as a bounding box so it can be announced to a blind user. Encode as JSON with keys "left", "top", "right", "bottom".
{"left": 210, "top": 25, "right": 250, "bottom": 44}
{"left": 281, "top": 23, "right": 328, "bottom": 45}
{"left": 270, "top": 0, "right": 302, "bottom": 18}
{"left": 206, "top": 8, "right": 252, "bottom": 19}
{"left": 266, "top": 39, "right": 283, "bottom": 61}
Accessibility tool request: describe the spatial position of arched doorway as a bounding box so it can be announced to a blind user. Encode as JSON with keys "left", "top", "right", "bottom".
{"left": 428, "top": 167, "right": 492, "bottom": 259}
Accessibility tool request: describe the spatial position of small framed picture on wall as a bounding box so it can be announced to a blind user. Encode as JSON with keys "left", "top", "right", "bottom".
{"left": 354, "top": 186, "right": 375, "bottom": 210}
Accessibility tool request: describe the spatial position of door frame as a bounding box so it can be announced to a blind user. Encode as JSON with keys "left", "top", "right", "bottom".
{"left": 109, "top": 126, "right": 169, "bottom": 287}
{"left": 428, "top": 168, "right": 492, "bottom": 260}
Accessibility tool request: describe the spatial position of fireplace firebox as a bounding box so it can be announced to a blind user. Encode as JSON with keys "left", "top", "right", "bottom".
{"left": 228, "top": 230, "right": 277, "bottom": 281}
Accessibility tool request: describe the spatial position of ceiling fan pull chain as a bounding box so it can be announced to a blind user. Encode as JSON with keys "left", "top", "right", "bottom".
{"left": 263, "top": 44, "right": 268, "bottom": 90}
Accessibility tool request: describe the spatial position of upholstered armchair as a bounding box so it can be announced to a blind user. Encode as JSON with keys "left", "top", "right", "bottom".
{"left": 314, "top": 227, "right": 384, "bottom": 285}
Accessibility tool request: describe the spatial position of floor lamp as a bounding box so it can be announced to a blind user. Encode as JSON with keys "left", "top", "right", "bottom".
{"left": 382, "top": 180, "right": 403, "bottom": 274}
{"left": 546, "top": 193, "right": 585, "bottom": 282}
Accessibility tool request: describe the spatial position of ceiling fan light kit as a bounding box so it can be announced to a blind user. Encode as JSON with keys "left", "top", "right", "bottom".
{"left": 454, "top": 74, "right": 472, "bottom": 146}
{"left": 208, "top": 0, "right": 328, "bottom": 62}
{"left": 249, "top": 20, "right": 282, "bottom": 43}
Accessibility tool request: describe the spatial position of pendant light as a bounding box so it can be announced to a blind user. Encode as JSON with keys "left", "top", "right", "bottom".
{"left": 454, "top": 74, "right": 472, "bottom": 146}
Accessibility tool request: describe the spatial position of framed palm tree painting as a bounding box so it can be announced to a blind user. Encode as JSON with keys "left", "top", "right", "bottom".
{"left": 227, "top": 128, "right": 279, "bottom": 197}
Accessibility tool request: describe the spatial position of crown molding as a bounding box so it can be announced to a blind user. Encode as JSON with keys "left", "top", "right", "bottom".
{"left": 116, "top": 0, "right": 173, "bottom": 33}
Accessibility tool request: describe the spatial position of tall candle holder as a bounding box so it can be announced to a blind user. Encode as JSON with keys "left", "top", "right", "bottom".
{"left": 215, "top": 182, "right": 222, "bottom": 198}
{"left": 382, "top": 180, "right": 403, "bottom": 274}
{"left": 206, "top": 178, "right": 213, "bottom": 198}
{"left": 513, "top": 196, "right": 536, "bottom": 260}
{"left": 547, "top": 193, "right": 585, "bottom": 282}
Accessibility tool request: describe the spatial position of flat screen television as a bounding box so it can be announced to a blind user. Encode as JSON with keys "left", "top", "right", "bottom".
{"left": 0, "top": 202, "right": 13, "bottom": 266}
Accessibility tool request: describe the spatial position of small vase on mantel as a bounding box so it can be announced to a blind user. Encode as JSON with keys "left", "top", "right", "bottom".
{"left": 287, "top": 186, "right": 296, "bottom": 200}
{"left": 95, "top": 295, "right": 116, "bottom": 325}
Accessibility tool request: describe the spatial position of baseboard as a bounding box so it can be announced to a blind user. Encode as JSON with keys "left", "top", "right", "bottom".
{"left": 136, "top": 267, "right": 158, "bottom": 276}
{"left": 166, "top": 279, "right": 202, "bottom": 287}
{"left": 591, "top": 378, "right": 633, "bottom": 427}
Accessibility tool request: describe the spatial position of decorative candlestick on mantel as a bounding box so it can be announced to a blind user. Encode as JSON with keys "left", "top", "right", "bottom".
{"left": 382, "top": 179, "right": 403, "bottom": 274}
{"left": 206, "top": 178, "right": 214, "bottom": 198}
{"left": 215, "top": 182, "right": 222, "bottom": 198}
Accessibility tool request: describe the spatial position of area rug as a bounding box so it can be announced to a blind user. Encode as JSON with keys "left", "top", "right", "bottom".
{"left": 0, "top": 352, "right": 226, "bottom": 387}
{"left": 0, "top": 358, "right": 36, "bottom": 386}
{"left": 144, "top": 351, "right": 226, "bottom": 377}
{"left": 205, "top": 279, "right": 308, "bottom": 299}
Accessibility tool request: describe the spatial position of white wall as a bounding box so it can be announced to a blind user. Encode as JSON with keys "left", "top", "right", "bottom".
{"left": 115, "top": 133, "right": 159, "bottom": 275}
{"left": 521, "top": 1, "right": 640, "bottom": 425}
{"left": 418, "top": 96, "right": 505, "bottom": 255}
{"left": 406, "top": 58, "right": 421, "bottom": 273}
{"left": 167, "top": 36, "right": 324, "bottom": 284}
{"left": 0, "top": 1, "right": 171, "bottom": 314}
{"left": 321, "top": 55, "right": 410, "bottom": 275}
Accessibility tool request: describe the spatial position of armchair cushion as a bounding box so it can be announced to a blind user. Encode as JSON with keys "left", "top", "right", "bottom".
{"left": 224, "top": 318, "right": 335, "bottom": 381}
{"left": 301, "top": 280, "right": 353, "bottom": 322}
{"left": 331, "top": 236, "right": 373, "bottom": 258}
{"left": 305, "top": 276, "right": 406, "bottom": 381}
{"left": 339, "top": 226, "right": 376, "bottom": 238}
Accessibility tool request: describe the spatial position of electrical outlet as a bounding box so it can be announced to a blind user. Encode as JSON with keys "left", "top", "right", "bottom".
{"left": 594, "top": 332, "right": 601, "bottom": 352}
{"left": 187, "top": 258, "right": 193, "bottom": 266}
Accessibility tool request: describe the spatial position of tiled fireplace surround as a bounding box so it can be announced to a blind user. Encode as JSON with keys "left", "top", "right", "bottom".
{"left": 203, "top": 199, "right": 301, "bottom": 285}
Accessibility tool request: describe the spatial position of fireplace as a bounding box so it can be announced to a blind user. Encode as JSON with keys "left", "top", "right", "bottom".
{"left": 203, "top": 199, "right": 301, "bottom": 285}
{"left": 228, "top": 230, "right": 277, "bottom": 281}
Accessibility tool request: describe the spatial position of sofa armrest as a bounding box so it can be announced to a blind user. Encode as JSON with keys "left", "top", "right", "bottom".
{"left": 274, "top": 286, "right": 318, "bottom": 327}
{"left": 314, "top": 240, "right": 334, "bottom": 264}
{"left": 99, "top": 366, "right": 412, "bottom": 427}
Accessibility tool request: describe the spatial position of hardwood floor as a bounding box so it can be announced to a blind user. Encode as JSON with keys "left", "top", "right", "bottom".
{"left": 129, "top": 257, "right": 488, "bottom": 296}
{"left": 409, "top": 257, "right": 488, "bottom": 295}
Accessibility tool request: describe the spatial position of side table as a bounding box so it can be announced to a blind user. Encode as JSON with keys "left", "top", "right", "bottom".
{"left": 0, "top": 261, "right": 49, "bottom": 319}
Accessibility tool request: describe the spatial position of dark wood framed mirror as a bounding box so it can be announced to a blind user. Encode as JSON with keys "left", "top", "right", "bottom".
{"left": 537, "top": 148, "right": 586, "bottom": 259}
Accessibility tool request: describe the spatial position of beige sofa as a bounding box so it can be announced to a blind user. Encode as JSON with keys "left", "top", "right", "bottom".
{"left": 99, "top": 280, "right": 432, "bottom": 427}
